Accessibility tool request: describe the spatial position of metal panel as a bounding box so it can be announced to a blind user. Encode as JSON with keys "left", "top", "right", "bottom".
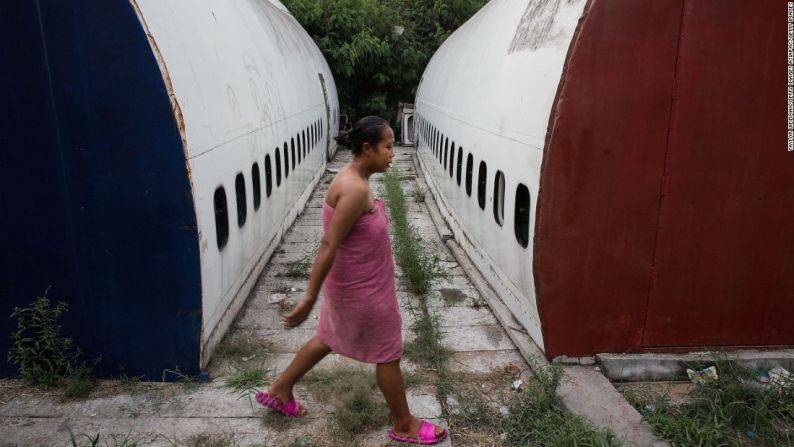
{"left": 643, "top": 0, "right": 794, "bottom": 347}
{"left": 0, "top": 0, "right": 202, "bottom": 378}
{"left": 534, "top": 0, "right": 682, "bottom": 357}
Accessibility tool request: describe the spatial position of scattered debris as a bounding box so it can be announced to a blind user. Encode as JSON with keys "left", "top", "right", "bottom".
{"left": 504, "top": 362, "right": 521, "bottom": 375}
{"left": 769, "top": 366, "right": 791, "bottom": 386}
{"left": 686, "top": 366, "right": 718, "bottom": 385}
{"left": 511, "top": 379, "right": 523, "bottom": 391}
{"left": 269, "top": 293, "right": 287, "bottom": 304}
{"left": 755, "top": 370, "right": 770, "bottom": 383}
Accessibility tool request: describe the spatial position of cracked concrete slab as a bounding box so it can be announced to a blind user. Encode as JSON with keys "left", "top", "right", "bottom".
{"left": 558, "top": 366, "right": 669, "bottom": 447}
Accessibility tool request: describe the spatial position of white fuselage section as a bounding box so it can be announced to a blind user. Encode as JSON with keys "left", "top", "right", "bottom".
{"left": 415, "top": 0, "right": 586, "bottom": 350}
{"left": 133, "top": 0, "right": 339, "bottom": 366}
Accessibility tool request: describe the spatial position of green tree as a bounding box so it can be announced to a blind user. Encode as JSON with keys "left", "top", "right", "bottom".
{"left": 283, "top": 0, "right": 487, "bottom": 123}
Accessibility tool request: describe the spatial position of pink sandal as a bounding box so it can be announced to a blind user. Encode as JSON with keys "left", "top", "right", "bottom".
{"left": 388, "top": 420, "right": 448, "bottom": 445}
{"left": 255, "top": 391, "right": 306, "bottom": 417}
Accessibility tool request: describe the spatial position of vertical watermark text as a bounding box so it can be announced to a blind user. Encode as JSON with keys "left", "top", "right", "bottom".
{"left": 786, "top": 2, "right": 794, "bottom": 152}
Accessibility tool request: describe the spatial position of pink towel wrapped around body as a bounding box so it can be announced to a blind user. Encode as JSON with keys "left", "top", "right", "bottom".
{"left": 316, "top": 197, "right": 403, "bottom": 363}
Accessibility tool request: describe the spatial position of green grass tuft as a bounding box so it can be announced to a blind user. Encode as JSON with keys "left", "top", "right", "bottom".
{"left": 410, "top": 187, "right": 426, "bottom": 203}
{"left": 285, "top": 436, "right": 318, "bottom": 447}
{"left": 221, "top": 366, "right": 270, "bottom": 410}
{"left": 381, "top": 168, "right": 452, "bottom": 411}
{"left": 303, "top": 366, "right": 375, "bottom": 399}
{"left": 500, "top": 361, "right": 620, "bottom": 446}
{"left": 624, "top": 356, "right": 794, "bottom": 446}
{"left": 61, "top": 365, "right": 97, "bottom": 400}
{"left": 382, "top": 170, "right": 447, "bottom": 296}
{"left": 66, "top": 429, "right": 139, "bottom": 447}
{"left": 284, "top": 242, "right": 320, "bottom": 279}
{"left": 185, "top": 432, "right": 236, "bottom": 447}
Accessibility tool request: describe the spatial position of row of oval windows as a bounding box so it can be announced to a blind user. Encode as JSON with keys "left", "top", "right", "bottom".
{"left": 212, "top": 118, "right": 325, "bottom": 251}
{"left": 416, "top": 115, "right": 530, "bottom": 249}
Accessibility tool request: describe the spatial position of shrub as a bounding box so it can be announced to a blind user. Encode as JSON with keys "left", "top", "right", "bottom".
{"left": 8, "top": 287, "right": 98, "bottom": 388}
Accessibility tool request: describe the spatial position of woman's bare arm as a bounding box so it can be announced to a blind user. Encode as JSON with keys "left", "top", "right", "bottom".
{"left": 282, "top": 181, "right": 369, "bottom": 327}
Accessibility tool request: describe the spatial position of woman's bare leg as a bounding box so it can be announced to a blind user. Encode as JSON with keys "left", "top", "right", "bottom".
{"left": 376, "top": 359, "right": 445, "bottom": 438}
{"left": 266, "top": 336, "right": 331, "bottom": 406}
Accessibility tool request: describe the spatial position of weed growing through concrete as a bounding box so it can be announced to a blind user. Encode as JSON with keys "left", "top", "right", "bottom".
{"left": 331, "top": 385, "right": 391, "bottom": 443}
{"left": 285, "top": 436, "right": 319, "bottom": 447}
{"left": 67, "top": 429, "right": 139, "bottom": 447}
{"left": 109, "top": 369, "right": 145, "bottom": 396}
{"left": 442, "top": 369, "right": 513, "bottom": 446}
{"left": 402, "top": 309, "right": 451, "bottom": 396}
{"left": 302, "top": 366, "right": 391, "bottom": 443}
{"left": 382, "top": 168, "right": 454, "bottom": 423}
{"left": 261, "top": 408, "right": 303, "bottom": 432}
{"left": 382, "top": 169, "right": 447, "bottom": 296}
{"left": 221, "top": 366, "right": 270, "bottom": 408}
{"left": 214, "top": 334, "right": 265, "bottom": 366}
{"left": 402, "top": 370, "right": 427, "bottom": 389}
{"left": 8, "top": 288, "right": 100, "bottom": 390}
{"left": 501, "top": 360, "right": 620, "bottom": 446}
{"left": 61, "top": 364, "right": 98, "bottom": 400}
{"left": 623, "top": 357, "right": 794, "bottom": 446}
{"left": 284, "top": 241, "right": 320, "bottom": 279}
{"left": 185, "top": 432, "right": 236, "bottom": 447}
{"left": 302, "top": 366, "right": 373, "bottom": 399}
{"left": 161, "top": 366, "right": 200, "bottom": 394}
{"left": 410, "top": 186, "right": 426, "bottom": 203}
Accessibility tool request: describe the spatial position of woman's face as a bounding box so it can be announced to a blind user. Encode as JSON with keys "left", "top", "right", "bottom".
{"left": 370, "top": 126, "right": 395, "bottom": 172}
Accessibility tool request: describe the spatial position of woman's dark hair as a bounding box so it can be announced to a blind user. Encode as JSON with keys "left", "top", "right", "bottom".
{"left": 335, "top": 116, "right": 390, "bottom": 156}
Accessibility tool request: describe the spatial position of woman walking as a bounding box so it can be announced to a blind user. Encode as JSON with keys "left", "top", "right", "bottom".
{"left": 256, "top": 116, "right": 448, "bottom": 445}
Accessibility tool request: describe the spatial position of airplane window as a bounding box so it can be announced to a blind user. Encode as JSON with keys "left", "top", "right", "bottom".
{"left": 456, "top": 148, "right": 463, "bottom": 186}
{"left": 444, "top": 137, "right": 449, "bottom": 169}
{"left": 214, "top": 186, "right": 229, "bottom": 250}
{"left": 283, "top": 142, "right": 289, "bottom": 178}
{"left": 235, "top": 173, "right": 247, "bottom": 227}
{"left": 275, "top": 147, "right": 282, "bottom": 186}
{"left": 252, "top": 163, "right": 261, "bottom": 210}
{"left": 515, "top": 183, "right": 530, "bottom": 248}
{"left": 264, "top": 155, "right": 273, "bottom": 197}
{"left": 297, "top": 134, "right": 302, "bottom": 164}
{"left": 477, "top": 161, "right": 487, "bottom": 210}
{"left": 494, "top": 170, "right": 505, "bottom": 226}
{"left": 292, "top": 137, "right": 297, "bottom": 167}
{"left": 449, "top": 143, "right": 455, "bottom": 177}
{"left": 465, "top": 154, "right": 473, "bottom": 196}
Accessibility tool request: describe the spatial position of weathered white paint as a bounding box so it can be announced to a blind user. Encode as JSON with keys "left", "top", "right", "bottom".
{"left": 132, "top": 0, "right": 339, "bottom": 367}
{"left": 414, "top": 0, "right": 587, "bottom": 352}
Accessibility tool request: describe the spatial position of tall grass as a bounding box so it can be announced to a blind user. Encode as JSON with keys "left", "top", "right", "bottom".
{"left": 624, "top": 358, "right": 794, "bottom": 446}
{"left": 382, "top": 169, "right": 451, "bottom": 402}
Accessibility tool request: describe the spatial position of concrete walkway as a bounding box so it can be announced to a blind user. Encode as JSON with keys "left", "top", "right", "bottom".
{"left": 0, "top": 146, "right": 530, "bottom": 446}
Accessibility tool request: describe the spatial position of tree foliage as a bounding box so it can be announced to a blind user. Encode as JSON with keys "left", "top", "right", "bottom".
{"left": 283, "top": 0, "right": 487, "bottom": 123}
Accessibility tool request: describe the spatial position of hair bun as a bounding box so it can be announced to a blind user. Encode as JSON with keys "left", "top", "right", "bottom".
{"left": 335, "top": 131, "right": 352, "bottom": 148}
